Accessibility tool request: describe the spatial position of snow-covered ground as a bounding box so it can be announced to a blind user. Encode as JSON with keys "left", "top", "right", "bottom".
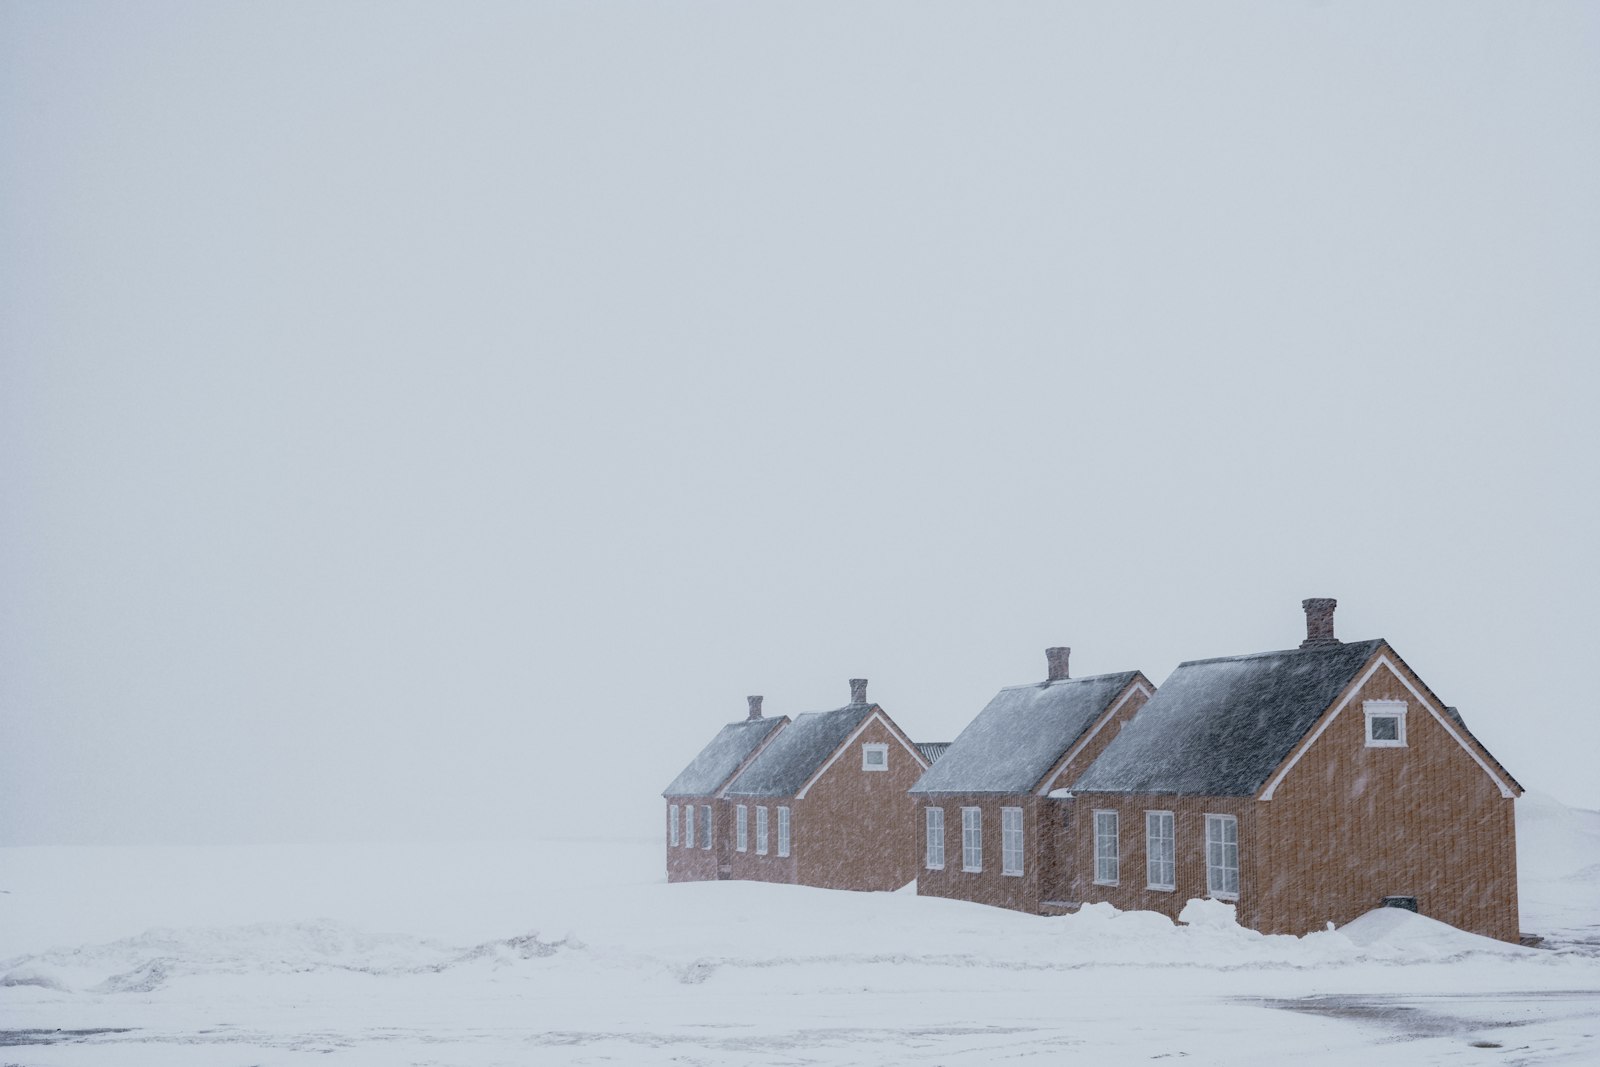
{"left": 3, "top": 793, "right": 1596, "bottom": 1065}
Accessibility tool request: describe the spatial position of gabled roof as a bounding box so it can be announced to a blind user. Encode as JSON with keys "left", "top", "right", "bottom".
{"left": 1071, "top": 639, "right": 1385, "bottom": 797}
{"left": 910, "top": 671, "right": 1144, "bottom": 795}
{"left": 916, "top": 741, "right": 952, "bottom": 765}
{"left": 661, "top": 716, "right": 787, "bottom": 798}
{"left": 723, "top": 703, "right": 876, "bottom": 798}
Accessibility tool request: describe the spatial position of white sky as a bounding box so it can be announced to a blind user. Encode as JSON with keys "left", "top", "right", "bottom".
{"left": 3, "top": 1, "right": 1597, "bottom": 846}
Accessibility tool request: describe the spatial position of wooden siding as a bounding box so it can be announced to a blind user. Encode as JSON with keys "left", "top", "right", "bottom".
{"left": 792, "top": 715, "right": 925, "bottom": 891}
{"left": 1254, "top": 652, "right": 1520, "bottom": 941}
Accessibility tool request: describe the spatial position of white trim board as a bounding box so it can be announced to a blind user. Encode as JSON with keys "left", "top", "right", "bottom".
{"left": 1036, "top": 680, "right": 1154, "bottom": 796}
{"left": 794, "top": 709, "right": 931, "bottom": 801}
{"left": 1257, "top": 653, "right": 1516, "bottom": 801}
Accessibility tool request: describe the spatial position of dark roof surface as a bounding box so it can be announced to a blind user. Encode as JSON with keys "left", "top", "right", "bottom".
{"left": 661, "top": 716, "right": 787, "bottom": 797}
{"left": 916, "top": 742, "right": 952, "bottom": 764}
{"left": 1071, "top": 639, "right": 1385, "bottom": 797}
{"left": 910, "top": 671, "right": 1143, "bottom": 794}
{"left": 724, "top": 703, "right": 876, "bottom": 798}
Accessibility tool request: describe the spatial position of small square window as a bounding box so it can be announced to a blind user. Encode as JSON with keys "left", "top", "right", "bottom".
{"left": 862, "top": 743, "right": 888, "bottom": 771}
{"left": 1364, "top": 701, "right": 1407, "bottom": 747}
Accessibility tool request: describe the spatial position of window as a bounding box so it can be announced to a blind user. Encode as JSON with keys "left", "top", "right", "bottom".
{"left": 1001, "top": 807, "right": 1024, "bottom": 876}
{"left": 777, "top": 806, "right": 791, "bottom": 857}
{"left": 669, "top": 804, "right": 680, "bottom": 847}
{"left": 1205, "top": 814, "right": 1239, "bottom": 899}
{"left": 961, "top": 807, "right": 982, "bottom": 872}
{"left": 1145, "top": 811, "right": 1175, "bottom": 891}
{"left": 1094, "top": 810, "right": 1119, "bottom": 885}
{"left": 1364, "top": 700, "right": 1407, "bottom": 747}
{"left": 755, "top": 806, "right": 769, "bottom": 855}
{"left": 862, "top": 742, "right": 889, "bottom": 771}
{"left": 736, "top": 805, "right": 748, "bottom": 852}
{"left": 699, "top": 805, "right": 712, "bottom": 850}
{"left": 684, "top": 804, "right": 695, "bottom": 849}
{"left": 925, "top": 807, "right": 945, "bottom": 869}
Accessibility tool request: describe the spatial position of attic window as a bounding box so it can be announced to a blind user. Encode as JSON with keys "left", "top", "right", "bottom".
{"left": 1364, "top": 700, "right": 1407, "bottom": 747}
{"left": 862, "top": 743, "right": 888, "bottom": 771}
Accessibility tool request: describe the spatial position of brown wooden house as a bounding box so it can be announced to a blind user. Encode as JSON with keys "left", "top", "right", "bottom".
{"left": 662, "top": 696, "right": 788, "bottom": 883}
{"left": 909, "top": 648, "right": 1154, "bottom": 913}
{"left": 1065, "top": 599, "right": 1523, "bottom": 942}
{"left": 720, "top": 679, "right": 931, "bottom": 891}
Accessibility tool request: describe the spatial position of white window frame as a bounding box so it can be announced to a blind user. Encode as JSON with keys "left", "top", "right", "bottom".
{"left": 684, "top": 804, "right": 695, "bottom": 849}
{"left": 925, "top": 807, "right": 945, "bottom": 870}
{"left": 1205, "top": 813, "right": 1239, "bottom": 900}
{"left": 961, "top": 807, "right": 982, "bottom": 873}
{"left": 1093, "top": 809, "right": 1119, "bottom": 886}
{"left": 699, "top": 805, "right": 713, "bottom": 850}
{"left": 736, "top": 804, "right": 748, "bottom": 852}
{"left": 1364, "top": 700, "right": 1408, "bottom": 747}
{"left": 1001, "top": 806, "right": 1024, "bottom": 877}
{"left": 1145, "top": 810, "right": 1175, "bottom": 891}
{"left": 777, "top": 806, "right": 791, "bottom": 857}
{"left": 669, "top": 803, "right": 680, "bottom": 847}
{"left": 755, "top": 805, "right": 769, "bottom": 855}
{"left": 862, "top": 742, "right": 889, "bottom": 771}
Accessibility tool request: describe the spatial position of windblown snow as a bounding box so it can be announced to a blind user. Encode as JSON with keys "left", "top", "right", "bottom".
{"left": 2, "top": 795, "right": 1596, "bottom": 1065}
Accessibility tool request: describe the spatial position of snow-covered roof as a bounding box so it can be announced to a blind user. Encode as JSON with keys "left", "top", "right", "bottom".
{"left": 916, "top": 741, "right": 952, "bottom": 765}
{"left": 723, "top": 703, "right": 875, "bottom": 798}
{"left": 661, "top": 716, "right": 787, "bottom": 798}
{"left": 909, "top": 671, "right": 1144, "bottom": 794}
{"left": 1071, "top": 639, "right": 1385, "bottom": 796}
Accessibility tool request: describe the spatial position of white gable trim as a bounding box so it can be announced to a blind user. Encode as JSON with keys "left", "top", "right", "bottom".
{"left": 794, "top": 709, "right": 930, "bottom": 800}
{"left": 1035, "top": 680, "right": 1154, "bottom": 796}
{"left": 714, "top": 720, "right": 790, "bottom": 800}
{"left": 1258, "top": 654, "right": 1515, "bottom": 801}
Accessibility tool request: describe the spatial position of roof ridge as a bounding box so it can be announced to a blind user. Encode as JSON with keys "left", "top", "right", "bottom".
{"left": 1174, "top": 638, "right": 1384, "bottom": 669}
{"left": 992, "top": 669, "right": 1139, "bottom": 693}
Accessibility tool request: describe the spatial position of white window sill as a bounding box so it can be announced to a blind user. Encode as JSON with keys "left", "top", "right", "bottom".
{"left": 1093, "top": 879, "right": 1119, "bottom": 887}
{"left": 1208, "top": 892, "right": 1239, "bottom": 902}
{"left": 1147, "top": 884, "right": 1175, "bottom": 893}
{"left": 1365, "top": 740, "right": 1407, "bottom": 748}
{"left": 962, "top": 866, "right": 983, "bottom": 874}
{"left": 925, "top": 863, "right": 944, "bottom": 871}
{"left": 1002, "top": 869, "right": 1023, "bottom": 878}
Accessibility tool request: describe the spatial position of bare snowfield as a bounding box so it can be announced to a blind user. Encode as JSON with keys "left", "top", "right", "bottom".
{"left": 3, "top": 794, "right": 1596, "bottom": 1066}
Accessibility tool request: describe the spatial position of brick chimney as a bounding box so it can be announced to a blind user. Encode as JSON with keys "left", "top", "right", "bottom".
{"left": 747, "top": 695, "right": 763, "bottom": 720}
{"left": 1300, "top": 598, "right": 1341, "bottom": 649}
{"left": 1046, "top": 646, "right": 1071, "bottom": 682}
{"left": 849, "top": 678, "right": 868, "bottom": 705}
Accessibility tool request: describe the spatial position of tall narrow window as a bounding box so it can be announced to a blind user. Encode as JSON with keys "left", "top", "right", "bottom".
{"left": 669, "top": 804, "right": 680, "bottom": 847}
{"left": 699, "top": 805, "right": 712, "bottom": 850}
{"left": 961, "top": 807, "right": 982, "bottom": 872}
{"left": 1146, "top": 811, "right": 1175, "bottom": 890}
{"left": 756, "top": 806, "right": 769, "bottom": 855}
{"left": 1001, "top": 807, "right": 1024, "bottom": 876}
{"left": 1206, "top": 814, "right": 1239, "bottom": 898}
{"left": 1094, "top": 810, "right": 1119, "bottom": 885}
{"left": 685, "top": 804, "right": 695, "bottom": 849}
{"left": 736, "top": 805, "right": 749, "bottom": 852}
{"left": 925, "top": 807, "right": 945, "bottom": 870}
{"left": 777, "top": 806, "right": 791, "bottom": 857}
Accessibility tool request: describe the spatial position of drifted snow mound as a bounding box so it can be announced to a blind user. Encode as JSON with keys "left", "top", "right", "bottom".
{"left": 0, "top": 919, "right": 579, "bottom": 992}
{"left": 1177, "top": 898, "right": 1238, "bottom": 929}
{"left": 1334, "top": 908, "right": 1527, "bottom": 958}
